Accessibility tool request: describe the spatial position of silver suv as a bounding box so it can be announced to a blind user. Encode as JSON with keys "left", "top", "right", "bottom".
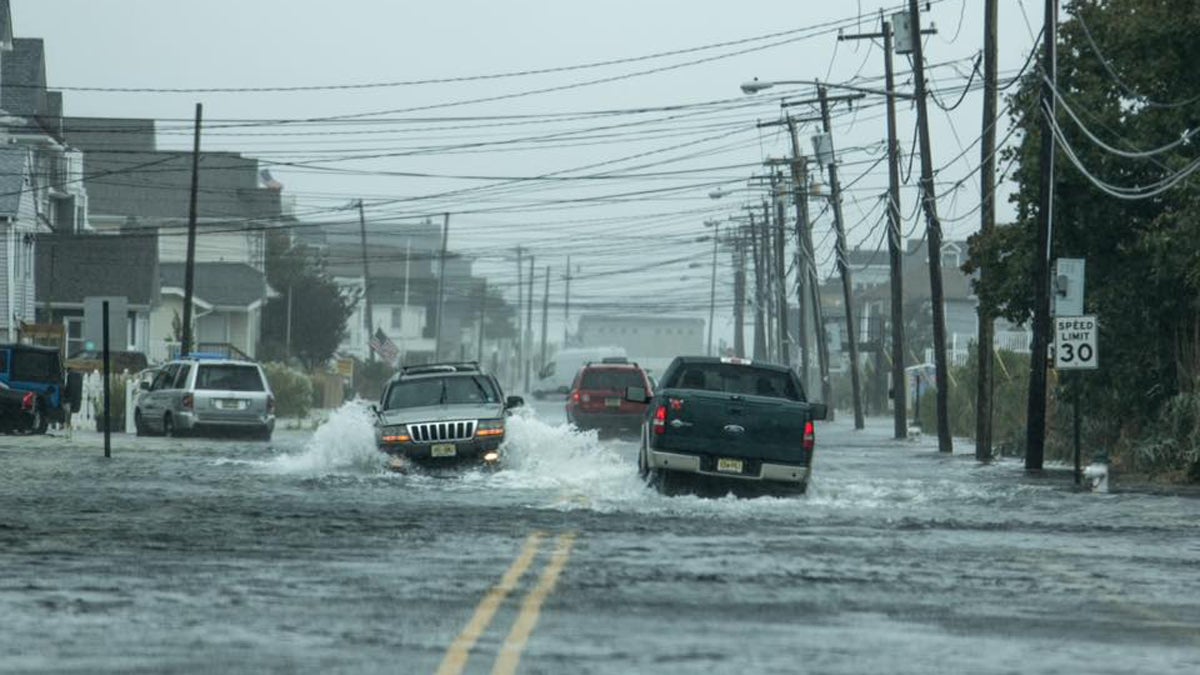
{"left": 375, "top": 362, "right": 523, "bottom": 470}
{"left": 134, "top": 357, "right": 276, "bottom": 440}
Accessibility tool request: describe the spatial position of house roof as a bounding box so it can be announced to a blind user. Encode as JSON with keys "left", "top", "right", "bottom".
{"left": 0, "top": 145, "right": 28, "bottom": 217}
{"left": 0, "top": 38, "right": 49, "bottom": 133}
{"left": 36, "top": 232, "right": 160, "bottom": 306}
{"left": 160, "top": 262, "right": 269, "bottom": 308}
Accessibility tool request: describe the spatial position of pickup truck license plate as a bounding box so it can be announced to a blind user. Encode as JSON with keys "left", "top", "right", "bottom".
{"left": 605, "top": 397, "right": 621, "bottom": 408}
{"left": 430, "top": 444, "right": 457, "bottom": 458}
{"left": 716, "top": 458, "right": 743, "bottom": 474}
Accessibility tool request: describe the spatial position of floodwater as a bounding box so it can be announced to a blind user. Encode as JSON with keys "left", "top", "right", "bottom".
{"left": 2, "top": 402, "right": 1198, "bottom": 674}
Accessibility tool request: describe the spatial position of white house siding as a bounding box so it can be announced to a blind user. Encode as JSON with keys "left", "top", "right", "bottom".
{"left": 1, "top": 183, "right": 40, "bottom": 341}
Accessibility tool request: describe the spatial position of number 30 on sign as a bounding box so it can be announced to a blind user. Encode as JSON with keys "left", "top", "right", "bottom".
{"left": 1054, "top": 315, "right": 1098, "bottom": 370}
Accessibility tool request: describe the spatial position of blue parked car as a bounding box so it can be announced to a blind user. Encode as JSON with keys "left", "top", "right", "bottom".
{"left": 0, "top": 344, "right": 82, "bottom": 434}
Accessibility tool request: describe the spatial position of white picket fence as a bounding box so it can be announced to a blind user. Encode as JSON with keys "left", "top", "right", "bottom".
{"left": 71, "top": 371, "right": 139, "bottom": 433}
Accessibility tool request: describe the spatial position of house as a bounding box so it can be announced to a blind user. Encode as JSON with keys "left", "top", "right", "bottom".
{"left": 35, "top": 230, "right": 159, "bottom": 356}
{"left": 0, "top": 146, "right": 38, "bottom": 341}
{"left": 155, "top": 262, "right": 268, "bottom": 361}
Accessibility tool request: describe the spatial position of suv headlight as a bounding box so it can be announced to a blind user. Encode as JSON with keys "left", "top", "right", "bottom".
{"left": 379, "top": 425, "right": 410, "bottom": 444}
{"left": 476, "top": 418, "right": 505, "bottom": 438}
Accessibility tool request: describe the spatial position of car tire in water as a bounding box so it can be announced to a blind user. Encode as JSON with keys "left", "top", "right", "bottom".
{"left": 21, "top": 400, "right": 44, "bottom": 435}
{"left": 134, "top": 410, "right": 147, "bottom": 437}
{"left": 163, "top": 414, "right": 177, "bottom": 438}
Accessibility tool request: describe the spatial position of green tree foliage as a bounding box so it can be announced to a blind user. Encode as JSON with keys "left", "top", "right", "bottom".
{"left": 261, "top": 229, "right": 357, "bottom": 369}
{"left": 262, "top": 362, "right": 315, "bottom": 419}
{"left": 966, "top": 0, "right": 1200, "bottom": 468}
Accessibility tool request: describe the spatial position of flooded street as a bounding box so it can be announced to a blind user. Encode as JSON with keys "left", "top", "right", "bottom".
{"left": 2, "top": 402, "right": 1199, "bottom": 674}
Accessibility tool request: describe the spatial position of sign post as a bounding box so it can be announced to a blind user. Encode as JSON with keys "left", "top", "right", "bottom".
{"left": 1054, "top": 314, "right": 1097, "bottom": 484}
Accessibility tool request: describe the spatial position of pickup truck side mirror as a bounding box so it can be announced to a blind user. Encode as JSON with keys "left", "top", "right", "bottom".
{"left": 505, "top": 395, "right": 525, "bottom": 410}
{"left": 808, "top": 403, "right": 829, "bottom": 421}
{"left": 624, "top": 387, "right": 650, "bottom": 404}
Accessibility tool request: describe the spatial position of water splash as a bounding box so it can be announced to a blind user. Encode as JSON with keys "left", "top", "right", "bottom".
{"left": 266, "top": 401, "right": 382, "bottom": 475}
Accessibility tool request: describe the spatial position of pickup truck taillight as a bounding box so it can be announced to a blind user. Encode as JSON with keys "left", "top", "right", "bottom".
{"left": 803, "top": 420, "right": 815, "bottom": 452}
{"left": 21, "top": 392, "right": 34, "bottom": 412}
{"left": 653, "top": 405, "right": 667, "bottom": 435}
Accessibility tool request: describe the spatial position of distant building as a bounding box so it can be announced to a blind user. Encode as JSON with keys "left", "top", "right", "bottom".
{"left": 576, "top": 314, "right": 705, "bottom": 371}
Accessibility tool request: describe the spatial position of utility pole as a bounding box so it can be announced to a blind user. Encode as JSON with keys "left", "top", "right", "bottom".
{"left": 434, "top": 212, "right": 450, "bottom": 361}
{"left": 772, "top": 171, "right": 791, "bottom": 366}
{"left": 977, "top": 0, "right": 999, "bottom": 461}
{"left": 761, "top": 198, "right": 776, "bottom": 361}
{"left": 908, "top": 0, "right": 953, "bottom": 453}
{"left": 1026, "top": 0, "right": 1058, "bottom": 470}
{"left": 841, "top": 14, "right": 909, "bottom": 439}
{"left": 476, "top": 280, "right": 486, "bottom": 362}
{"left": 748, "top": 212, "right": 767, "bottom": 360}
{"left": 732, "top": 229, "right": 746, "bottom": 358}
{"left": 707, "top": 222, "right": 718, "bottom": 356}
{"left": 784, "top": 123, "right": 814, "bottom": 393}
{"left": 525, "top": 256, "right": 534, "bottom": 394}
{"left": 818, "top": 85, "right": 865, "bottom": 430}
{"left": 563, "top": 255, "right": 572, "bottom": 345}
{"left": 515, "top": 247, "right": 524, "bottom": 388}
{"left": 357, "top": 199, "right": 375, "bottom": 362}
{"left": 540, "top": 265, "right": 550, "bottom": 375}
{"left": 181, "top": 102, "right": 202, "bottom": 358}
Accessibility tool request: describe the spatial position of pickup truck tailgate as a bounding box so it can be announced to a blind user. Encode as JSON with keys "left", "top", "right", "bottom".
{"left": 653, "top": 388, "right": 811, "bottom": 464}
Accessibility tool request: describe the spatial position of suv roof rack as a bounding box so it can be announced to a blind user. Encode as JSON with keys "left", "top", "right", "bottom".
{"left": 600, "top": 356, "right": 629, "bottom": 364}
{"left": 585, "top": 359, "right": 640, "bottom": 369}
{"left": 401, "top": 361, "right": 481, "bottom": 376}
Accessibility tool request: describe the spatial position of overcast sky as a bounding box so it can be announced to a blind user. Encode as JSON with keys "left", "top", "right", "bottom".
{"left": 18, "top": 0, "right": 1043, "bottom": 346}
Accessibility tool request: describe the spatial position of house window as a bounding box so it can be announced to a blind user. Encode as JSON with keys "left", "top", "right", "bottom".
{"left": 64, "top": 317, "right": 84, "bottom": 358}
{"left": 391, "top": 307, "right": 404, "bottom": 331}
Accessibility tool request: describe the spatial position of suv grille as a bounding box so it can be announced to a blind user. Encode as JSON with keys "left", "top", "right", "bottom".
{"left": 408, "top": 420, "right": 477, "bottom": 443}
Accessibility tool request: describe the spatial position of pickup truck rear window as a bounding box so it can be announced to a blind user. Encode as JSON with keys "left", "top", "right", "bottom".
{"left": 667, "top": 364, "right": 801, "bottom": 401}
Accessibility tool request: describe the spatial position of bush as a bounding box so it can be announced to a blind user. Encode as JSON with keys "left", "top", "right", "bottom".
{"left": 913, "top": 349, "right": 1031, "bottom": 456}
{"left": 92, "top": 376, "right": 128, "bottom": 427}
{"left": 263, "top": 362, "right": 315, "bottom": 419}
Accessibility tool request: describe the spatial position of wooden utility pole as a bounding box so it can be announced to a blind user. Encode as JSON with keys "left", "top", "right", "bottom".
{"left": 977, "top": 0, "right": 1000, "bottom": 461}
{"left": 1026, "top": 0, "right": 1058, "bottom": 470}
{"left": 539, "top": 265, "right": 550, "bottom": 375}
{"left": 563, "top": 255, "right": 572, "bottom": 345}
{"left": 773, "top": 172, "right": 791, "bottom": 366}
{"left": 818, "top": 85, "right": 865, "bottom": 430}
{"left": 515, "top": 247, "right": 524, "bottom": 386}
{"left": 181, "top": 103, "right": 202, "bottom": 358}
{"left": 784, "top": 124, "right": 812, "bottom": 385}
{"left": 524, "top": 256, "right": 534, "bottom": 393}
{"left": 760, "top": 199, "right": 776, "bottom": 360}
{"left": 748, "top": 212, "right": 767, "bottom": 360}
{"left": 476, "top": 280, "right": 486, "bottom": 363}
{"left": 434, "top": 212, "right": 450, "bottom": 360}
{"left": 908, "top": 0, "right": 953, "bottom": 453}
{"left": 357, "top": 200, "right": 375, "bottom": 362}
{"left": 732, "top": 229, "right": 746, "bottom": 357}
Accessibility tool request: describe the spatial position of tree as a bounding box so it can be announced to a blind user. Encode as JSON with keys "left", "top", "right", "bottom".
{"left": 261, "top": 228, "right": 357, "bottom": 369}
{"left": 966, "top": 0, "right": 1200, "bottom": 451}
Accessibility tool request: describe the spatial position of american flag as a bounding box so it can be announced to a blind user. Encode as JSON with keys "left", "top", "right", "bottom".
{"left": 259, "top": 168, "right": 283, "bottom": 191}
{"left": 368, "top": 328, "right": 400, "bottom": 364}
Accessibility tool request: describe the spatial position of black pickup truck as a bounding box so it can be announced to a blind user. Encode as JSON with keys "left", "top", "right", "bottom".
{"left": 628, "top": 356, "right": 827, "bottom": 496}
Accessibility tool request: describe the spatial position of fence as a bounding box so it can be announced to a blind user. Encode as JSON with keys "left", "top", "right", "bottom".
{"left": 71, "top": 370, "right": 139, "bottom": 433}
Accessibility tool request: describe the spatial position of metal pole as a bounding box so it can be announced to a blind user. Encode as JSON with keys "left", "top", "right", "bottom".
{"left": 181, "top": 103, "right": 202, "bottom": 358}
{"left": 434, "top": 212, "right": 450, "bottom": 361}
{"left": 357, "top": 200, "right": 374, "bottom": 362}
{"left": 707, "top": 223, "right": 718, "bottom": 355}
{"left": 515, "top": 247, "right": 524, "bottom": 386}
{"left": 977, "top": 0, "right": 999, "bottom": 461}
{"left": 818, "top": 85, "right": 865, "bottom": 430}
{"left": 1026, "top": 0, "right": 1058, "bottom": 470}
{"left": 102, "top": 300, "right": 111, "bottom": 458}
{"left": 1074, "top": 374, "right": 1082, "bottom": 484}
{"left": 908, "top": 0, "right": 953, "bottom": 453}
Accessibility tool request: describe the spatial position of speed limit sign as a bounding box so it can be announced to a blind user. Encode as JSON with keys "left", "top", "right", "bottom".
{"left": 1054, "top": 315, "right": 1098, "bottom": 370}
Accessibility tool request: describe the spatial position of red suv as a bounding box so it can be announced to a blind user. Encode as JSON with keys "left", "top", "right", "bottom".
{"left": 566, "top": 359, "right": 653, "bottom": 438}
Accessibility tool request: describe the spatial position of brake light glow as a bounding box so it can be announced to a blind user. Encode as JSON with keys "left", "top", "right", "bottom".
{"left": 21, "top": 392, "right": 34, "bottom": 412}
{"left": 181, "top": 393, "right": 194, "bottom": 411}
{"left": 653, "top": 405, "right": 667, "bottom": 435}
{"left": 571, "top": 391, "right": 581, "bottom": 405}
{"left": 803, "top": 420, "right": 815, "bottom": 452}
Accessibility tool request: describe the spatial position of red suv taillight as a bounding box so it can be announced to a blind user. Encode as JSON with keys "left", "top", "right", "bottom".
{"left": 803, "top": 420, "right": 815, "bottom": 453}
{"left": 181, "top": 393, "right": 194, "bottom": 411}
{"left": 571, "top": 390, "right": 581, "bottom": 405}
{"left": 21, "top": 392, "right": 34, "bottom": 412}
{"left": 653, "top": 405, "right": 667, "bottom": 435}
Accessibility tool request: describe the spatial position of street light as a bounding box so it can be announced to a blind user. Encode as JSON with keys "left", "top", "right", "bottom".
{"left": 740, "top": 77, "right": 914, "bottom": 100}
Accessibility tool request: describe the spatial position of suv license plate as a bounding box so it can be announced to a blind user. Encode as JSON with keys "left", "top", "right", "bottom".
{"left": 716, "top": 458, "right": 744, "bottom": 474}
{"left": 430, "top": 444, "right": 457, "bottom": 458}
{"left": 218, "top": 399, "right": 246, "bottom": 410}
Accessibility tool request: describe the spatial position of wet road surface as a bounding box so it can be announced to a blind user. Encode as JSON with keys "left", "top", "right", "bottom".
{"left": 2, "top": 401, "right": 1199, "bottom": 673}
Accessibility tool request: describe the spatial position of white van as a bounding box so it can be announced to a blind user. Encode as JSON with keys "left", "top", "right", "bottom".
{"left": 533, "top": 347, "right": 626, "bottom": 399}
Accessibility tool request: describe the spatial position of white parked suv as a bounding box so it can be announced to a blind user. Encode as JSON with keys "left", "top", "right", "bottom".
{"left": 134, "top": 357, "right": 276, "bottom": 440}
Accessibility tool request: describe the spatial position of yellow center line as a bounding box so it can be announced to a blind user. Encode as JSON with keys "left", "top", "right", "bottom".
{"left": 491, "top": 532, "right": 578, "bottom": 675}
{"left": 436, "top": 531, "right": 547, "bottom": 675}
